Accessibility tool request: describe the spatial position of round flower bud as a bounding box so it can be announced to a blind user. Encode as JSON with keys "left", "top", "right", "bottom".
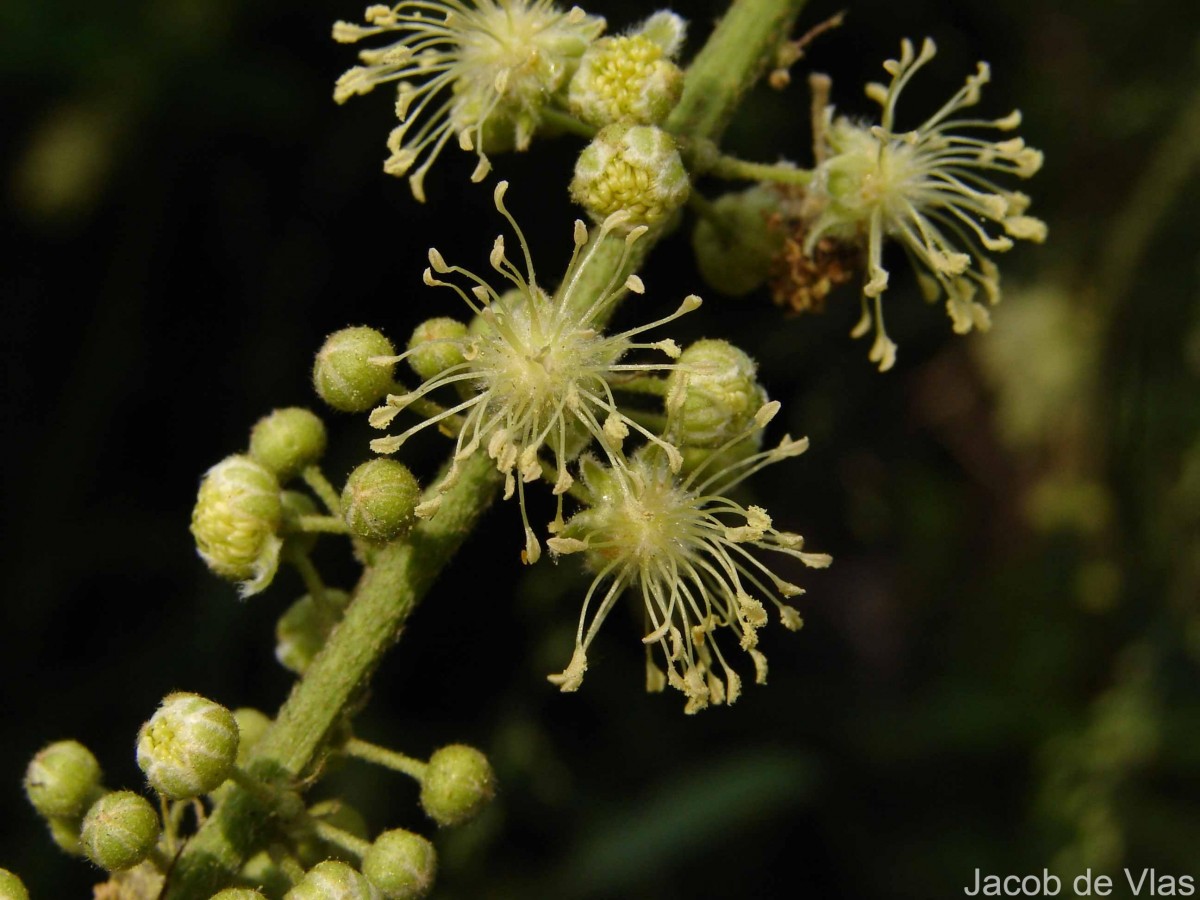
{"left": 362, "top": 830, "right": 436, "bottom": 900}
{"left": 249, "top": 408, "right": 328, "bottom": 482}
{"left": 568, "top": 30, "right": 684, "bottom": 127}
{"left": 666, "top": 340, "right": 765, "bottom": 448}
{"left": 691, "top": 185, "right": 786, "bottom": 296}
{"left": 284, "top": 860, "right": 380, "bottom": 900}
{"left": 211, "top": 891, "right": 268, "bottom": 900}
{"left": 570, "top": 124, "right": 690, "bottom": 230}
{"left": 341, "top": 460, "right": 421, "bottom": 543}
{"left": 80, "top": 791, "right": 160, "bottom": 872}
{"left": 407, "top": 318, "right": 468, "bottom": 382}
{"left": 191, "top": 455, "right": 283, "bottom": 597}
{"left": 419, "top": 744, "right": 496, "bottom": 828}
{"left": 0, "top": 869, "right": 29, "bottom": 900}
{"left": 276, "top": 589, "right": 351, "bottom": 675}
{"left": 313, "top": 326, "right": 396, "bottom": 413}
{"left": 137, "top": 693, "right": 239, "bottom": 800}
{"left": 24, "top": 740, "right": 103, "bottom": 820}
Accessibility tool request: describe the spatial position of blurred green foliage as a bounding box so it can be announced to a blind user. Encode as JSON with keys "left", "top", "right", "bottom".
{"left": 1, "top": 0, "right": 1198, "bottom": 897}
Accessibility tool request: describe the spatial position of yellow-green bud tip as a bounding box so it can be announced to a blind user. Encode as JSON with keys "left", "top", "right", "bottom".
{"left": 285, "top": 860, "right": 377, "bottom": 900}
{"left": 0, "top": 869, "right": 29, "bottom": 900}
{"left": 342, "top": 459, "right": 421, "bottom": 542}
{"left": 570, "top": 124, "right": 689, "bottom": 230}
{"left": 211, "top": 890, "right": 268, "bottom": 900}
{"left": 191, "top": 455, "right": 282, "bottom": 597}
{"left": 314, "top": 326, "right": 396, "bottom": 413}
{"left": 362, "top": 829, "right": 437, "bottom": 900}
{"left": 419, "top": 744, "right": 496, "bottom": 828}
{"left": 666, "top": 340, "right": 765, "bottom": 448}
{"left": 80, "top": 791, "right": 160, "bottom": 872}
{"left": 249, "top": 407, "right": 327, "bottom": 482}
{"left": 23, "top": 740, "right": 102, "bottom": 820}
{"left": 407, "top": 317, "right": 468, "bottom": 382}
{"left": 136, "top": 692, "right": 239, "bottom": 800}
{"left": 568, "top": 29, "right": 684, "bottom": 127}
{"left": 691, "top": 185, "right": 785, "bottom": 297}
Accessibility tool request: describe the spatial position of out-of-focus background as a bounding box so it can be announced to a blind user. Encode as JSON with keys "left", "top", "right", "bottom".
{"left": 2, "top": 0, "right": 1198, "bottom": 896}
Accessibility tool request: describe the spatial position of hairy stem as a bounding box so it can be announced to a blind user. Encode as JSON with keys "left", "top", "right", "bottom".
{"left": 164, "top": 0, "right": 807, "bottom": 895}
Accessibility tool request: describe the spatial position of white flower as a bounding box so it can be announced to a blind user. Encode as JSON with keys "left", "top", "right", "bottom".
{"left": 368, "top": 182, "right": 699, "bottom": 564}
{"left": 804, "top": 38, "right": 1047, "bottom": 371}
{"left": 333, "top": 1, "right": 605, "bottom": 201}
{"left": 547, "top": 402, "right": 831, "bottom": 714}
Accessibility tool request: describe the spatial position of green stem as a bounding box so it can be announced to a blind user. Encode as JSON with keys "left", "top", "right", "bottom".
{"left": 294, "top": 515, "right": 351, "bottom": 535}
{"left": 163, "top": 1, "right": 807, "bottom": 896}
{"left": 341, "top": 737, "right": 429, "bottom": 780}
{"left": 312, "top": 821, "right": 371, "bottom": 860}
{"left": 707, "top": 154, "right": 813, "bottom": 186}
{"left": 541, "top": 107, "right": 598, "bottom": 140}
{"left": 301, "top": 466, "right": 342, "bottom": 516}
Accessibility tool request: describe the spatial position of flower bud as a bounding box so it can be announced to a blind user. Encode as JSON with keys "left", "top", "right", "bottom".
{"left": 211, "top": 890, "right": 268, "bottom": 900}
{"left": 362, "top": 830, "right": 436, "bottom": 900}
{"left": 419, "top": 744, "right": 496, "bottom": 828}
{"left": 568, "top": 15, "right": 685, "bottom": 127}
{"left": 249, "top": 408, "right": 328, "bottom": 482}
{"left": 276, "top": 589, "right": 351, "bottom": 674}
{"left": 570, "top": 124, "right": 689, "bottom": 229}
{"left": 691, "top": 185, "right": 785, "bottom": 296}
{"left": 137, "top": 693, "right": 239, "bottom": 800}
{"left": 666, "top": 340, "right": 765, "bottom": 448}
{"left": 407, "top": 318, "right": 468, "bottom": 382}
{"left": 342, "top": 460, "right": 421, "bottom": 542}
{"left": 24, "top": 740, "right": 102, "bottom": 820}
{"left": 0, "top": 869, "right": 29, "bottom": 900}
{"left": 314, "top": 327, "right": 396, "bottom": 413}
{"left": 285, "top": 860, "right": 379, "bottom": 900}
{"left": 80, "top": 791, "right": 160, "bottom": 872}
{"left": 191, "top": 455, "right": 282, "bottom": 597}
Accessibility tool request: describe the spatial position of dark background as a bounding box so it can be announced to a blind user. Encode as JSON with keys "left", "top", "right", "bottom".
{"left": 3, "top": 0, "right": 1199, "bottom": 896}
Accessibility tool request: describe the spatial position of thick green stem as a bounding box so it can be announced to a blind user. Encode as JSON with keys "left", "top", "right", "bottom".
{"left": 163, "top": 1, "right": 807, "bottom": 895}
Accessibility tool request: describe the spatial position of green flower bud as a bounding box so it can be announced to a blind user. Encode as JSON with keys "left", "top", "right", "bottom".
{"left": 407, "top": 318, "right": 468, "bottom": 382}
{"left": 24, "top": 740, "right": 102, "bottom": 820}
{"left": 362, "top": 830, "right": 436, "bottom": 900}
{"left": 679, "top": 429, "right": 764, "bottom": 477}
{"left": 276, "top": 589, "right": 351, "bottom": 674}
{"left": 341, "top": 460, "right": 421, "bottom": 542}
{"left": 80, "top": 791, "right": 160, "bottom": 872}
{"left": 233, "top": 708, "right": 272, "bottom": 763}
{"left": 0, "top": 868, "right": 29, "bottom": 900}
{"left": 239, "top": 851, "right": 294, "bottom": 899}
{"left": 284, "top": 860, "right": 380, "bottom": 900}
{"left": 570, "top": 124, "right": 689, "bottom": 230}
{"left": 191, "top": 455, "right": 283, "bottom": 597}
{"left": 137, "top": 693, "right": 239, "bottom": 800}
{"left": 666, "top": 340, "right": 765, "bottom": 448}
{"left": 249, "top": 408, "right": 328, "bottom": 482}
{"left": 419, "top": 744, "right": 496, "bottom": 828}
{"left": 691, "top": 185, "right": 785, "bottom": 296}
{"left": 568, "top": 16, "right": 685, "bottom": 127}
{"left": 314, "top": 327, "right": 396, "bottom": 413}
{"left": 211, "top": 890, "right": 268, "bottom": 900}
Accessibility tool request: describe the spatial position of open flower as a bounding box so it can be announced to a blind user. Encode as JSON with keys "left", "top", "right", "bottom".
{"left": 333, "top": 1, "right": 605, "bottom": 201}
{"left": 368, "top": 182, "right": 699, "bottom": 563}
{"left": 803, "top": 38, "right": 1046, "bottom": 370}
{"left": 547, "top": 402, "right": 831, "bottom": 713}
